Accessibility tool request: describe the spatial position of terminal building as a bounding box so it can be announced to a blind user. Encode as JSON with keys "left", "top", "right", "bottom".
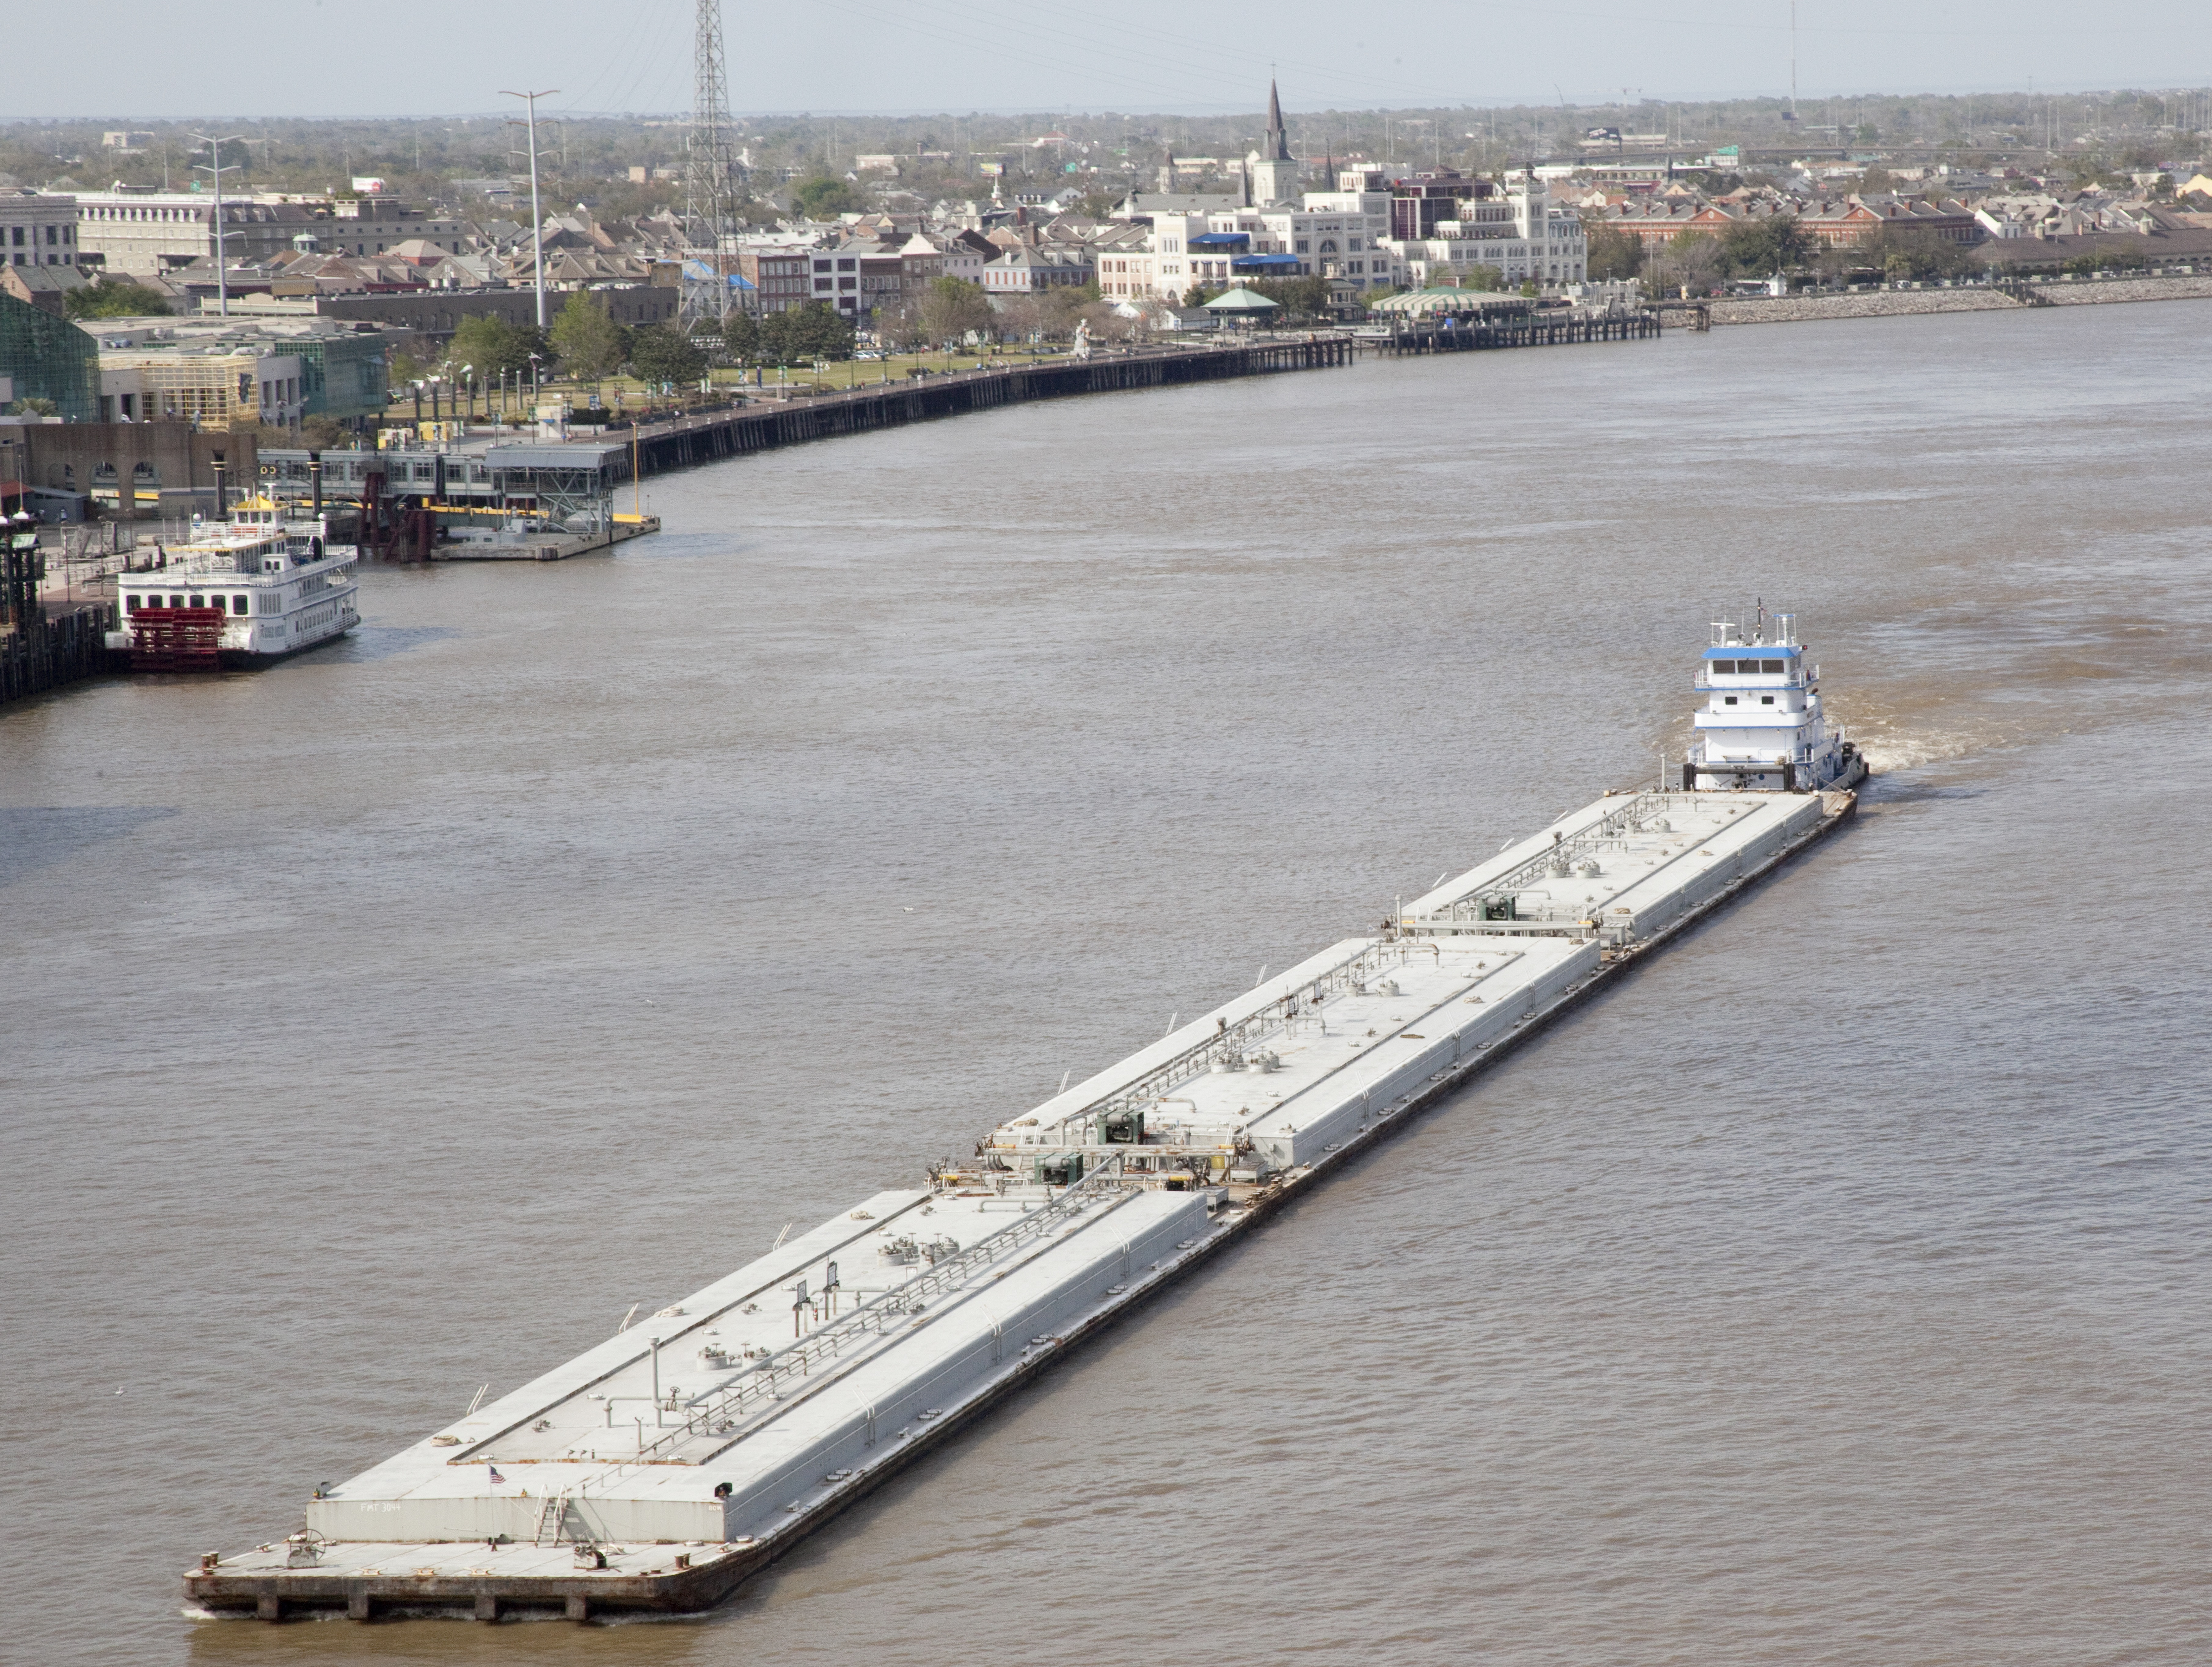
{"left": 86, "top": 317, "right": 392, "bottom": 430}
{"left": 73, "top": 192, "right": 325, "bottom": 275}
{"left": 0, "top": 188, "right": 81, "bottom": 269}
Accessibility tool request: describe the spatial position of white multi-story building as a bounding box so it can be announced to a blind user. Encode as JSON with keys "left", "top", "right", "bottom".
{"left": 1139, "top": 197, "right": 1402, "bottom": 302}
{"left": 0, "top": 188, "right": 80, "bottom": 269}
{"left": 1373, "top": 171, "right": 1588, "bottom": 290}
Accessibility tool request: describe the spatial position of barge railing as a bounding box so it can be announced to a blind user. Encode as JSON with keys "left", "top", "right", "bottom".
{"left": 1059, "top": 938, "right": 1454, "bottom": 1139}
{"left": 538, "top": 1155, "right": 1142, "bottom": 1497}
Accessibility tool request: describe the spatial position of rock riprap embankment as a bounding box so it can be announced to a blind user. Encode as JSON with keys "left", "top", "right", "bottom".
{"left": 1689, "top": 276, "right": 2212, "bottom": 327}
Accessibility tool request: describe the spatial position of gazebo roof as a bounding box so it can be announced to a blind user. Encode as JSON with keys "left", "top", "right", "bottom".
{"left": 1200, "top": 285, "right": 1281, "bottom": 313}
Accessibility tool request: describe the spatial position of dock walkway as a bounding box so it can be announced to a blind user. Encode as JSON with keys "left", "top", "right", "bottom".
{"left": 1361, "top": 309, "right": 1661, "bottom": 356}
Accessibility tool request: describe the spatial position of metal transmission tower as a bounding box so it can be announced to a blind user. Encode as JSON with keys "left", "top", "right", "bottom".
{"left": 683, "top": 0, "right": 740, "bottom": 320}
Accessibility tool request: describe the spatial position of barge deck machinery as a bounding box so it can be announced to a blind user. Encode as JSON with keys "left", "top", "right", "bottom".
{"left": 187, "top": 623, "right": 1868, "bottom": 1625}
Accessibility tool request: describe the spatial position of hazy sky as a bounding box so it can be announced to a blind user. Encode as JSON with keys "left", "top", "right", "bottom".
{"left": 10, "top": 0, "right": 2209, "bottom": 120}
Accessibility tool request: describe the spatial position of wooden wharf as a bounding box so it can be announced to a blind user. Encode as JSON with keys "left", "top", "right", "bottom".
{"left": 1363, "top": 308, "right": 1663, "bottom": 356}
{"left": 612, "top": 336, "right": 1349, "bottom": 481}
{"left": 1, "top": 539, "right": 116, "bottom": 709}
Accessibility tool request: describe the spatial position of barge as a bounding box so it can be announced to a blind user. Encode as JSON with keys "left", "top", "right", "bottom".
{"left": 186, "top": 617, "right": 1866, "bottom": 1624}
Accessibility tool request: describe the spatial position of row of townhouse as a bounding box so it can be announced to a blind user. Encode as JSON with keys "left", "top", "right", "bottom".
{"left": 731, "top": 223, "right": 1115, "bottom": 319}
{"left": 734, "top": 231, "right": 954, "bottom": 316}
{"left": 1973, "top": 194, "right": 2169, "bottom": 239}
{"left": 1584, "top": 191, "right": 2044, "bottom": 251}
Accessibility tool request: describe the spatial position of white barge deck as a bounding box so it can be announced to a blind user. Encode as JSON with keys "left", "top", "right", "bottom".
{"left": 185, "top": 779, "right": 1859, "bottom": 1623}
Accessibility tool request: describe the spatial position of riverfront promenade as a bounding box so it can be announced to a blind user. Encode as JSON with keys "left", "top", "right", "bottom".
{"left": 1695, "top": 271, "right": 2212, "bottom": 327}
{"left": 616, "top": 336, "right": 1348, "bottom": 480}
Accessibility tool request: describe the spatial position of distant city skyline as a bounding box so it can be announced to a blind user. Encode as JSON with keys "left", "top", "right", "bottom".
{"left": 5, "top": 0, "right": 2208, "bottom": 122}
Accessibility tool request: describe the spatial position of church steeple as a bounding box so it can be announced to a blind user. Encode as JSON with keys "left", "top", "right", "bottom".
{"left": 1250, "top": 79, "right": 1300, "bottom": 205}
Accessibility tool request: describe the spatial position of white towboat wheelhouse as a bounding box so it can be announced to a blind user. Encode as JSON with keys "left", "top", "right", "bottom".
{"left": 1685, "top": 612, "right": 1862, "bottom": 793}
{"left": 107, "top": 495, "right": 359, "bottom": 669}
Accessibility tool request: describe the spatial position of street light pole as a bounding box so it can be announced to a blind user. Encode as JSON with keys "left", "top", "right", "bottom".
{"left": 189, "top": 131, "right": 243, "bottom": 317}
{"left": 501, "top": 89, "right": 560, "bottom": 330}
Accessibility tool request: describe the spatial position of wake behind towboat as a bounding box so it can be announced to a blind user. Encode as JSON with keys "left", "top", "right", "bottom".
{"left": 107, "top": 495, "right": 358, "bottom": 671}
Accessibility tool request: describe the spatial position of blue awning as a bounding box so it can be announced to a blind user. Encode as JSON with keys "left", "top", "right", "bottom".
{"left": 1189, "top": 232, "right": 1251, "bottom": 249}
{"left": 1232, "top": 253, "right": 1303, "bottom": 273}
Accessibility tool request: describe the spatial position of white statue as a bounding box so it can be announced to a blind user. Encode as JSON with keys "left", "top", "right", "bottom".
{"left": 1071, "top": 318, "right": 1092, "bottom": 360}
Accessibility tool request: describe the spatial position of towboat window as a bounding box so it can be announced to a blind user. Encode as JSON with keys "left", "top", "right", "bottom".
{"left": 1711, "top": 659, "right": 1736, "bottom": 673}
{"left": 1761, "top": 695, "right": 1775, "bottom": 705}
{"left": 126, "top": 594, "right": 141, "bottom": 609}
{"left": 188, "top": 594, "right": 205, "bottom": 608}
{"left": 233, "top": 595, "right": 249, "bottom": 613}
{"left": 1760, "top": 659, "right": 1785, "bottom": 673}
{"left": 1723, "top": 696, "right": 1738, "bottom": 705}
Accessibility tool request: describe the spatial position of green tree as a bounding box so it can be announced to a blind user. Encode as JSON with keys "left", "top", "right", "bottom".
{"left": 876, "top": 298, "right": 929, "bottom": 353}
{"left": 1457, "top": 263, "right": 1507, "bottom": 293}
{"left": 447, "top": 313, "right": 547, "bottom": 379}
{"left": 918, "top": 275, "right": 992, "bottom": 346}
{"left": 1040, "top": 283, "right": 1097, "bottom": 334}
{"left": 1582, "top": 223, "right": 1644, "bottom": 282}
{"left": 1717, "top": 215, "right": 1812, "bottom": 277}
{"left": 549, "top": 291, "right": 630, "bottom": 381}
{"left": 792, "top": 176, "right": 861, "bottom": 219}
{"left": 1248, "top": 274, "right": 1333, "bottom": 316}
{"left": 64, "top": 280, "right": 173, "bottom": 320}
{"left": 628, "top": 323, "right": 707, "bottom": 385}
{"left": 759, "top": 301, "right": 855, "bottom": 364}
{"left": 1863, "top": 227, "right": 1973, "bottom": 282}
{"left": 791, "top": 300, "right": 856, "bottom": 361}
{"left": 722, "top": 309, "right": 760, "bottom": 364}
{"left": 299, "top": 414, "right": 355, "bottom": 450}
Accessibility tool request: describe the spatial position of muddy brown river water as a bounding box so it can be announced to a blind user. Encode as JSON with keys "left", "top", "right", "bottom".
{"left": 5, "top": 298, "right": 2210, "bottom": 1665}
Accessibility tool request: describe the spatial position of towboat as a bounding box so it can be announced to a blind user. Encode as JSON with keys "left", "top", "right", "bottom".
{"left": 1685, "top": 611, "right": 1864, "bottom": 792}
